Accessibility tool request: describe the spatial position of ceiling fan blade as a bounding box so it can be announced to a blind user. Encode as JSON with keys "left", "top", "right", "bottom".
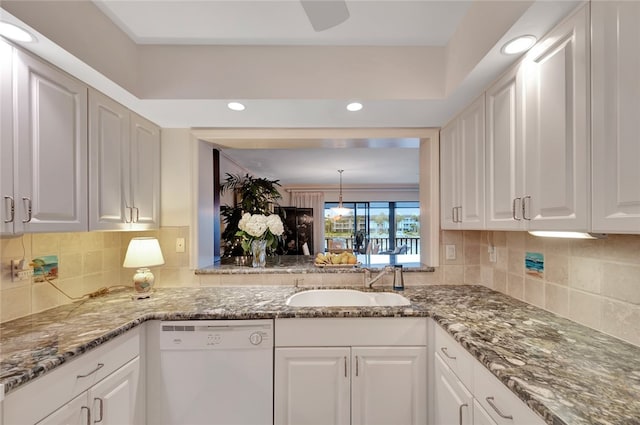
{"left": 300, "top": 0, "right": 350, "bottom": 32}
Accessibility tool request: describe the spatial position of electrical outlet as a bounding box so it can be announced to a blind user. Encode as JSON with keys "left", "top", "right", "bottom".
{"left": 176, "top": 237, "right": 185, "bottom": 253}
{"left": 445, "top": 245, "right": 456, "bottom": 260}
{"left": 11, "top": 259, "right": 33, "bottom": 282}
{"left": 488, "top": 246, "right": 497, "bottom": 263}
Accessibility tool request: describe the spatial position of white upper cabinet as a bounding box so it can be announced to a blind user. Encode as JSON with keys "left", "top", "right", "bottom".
{"left": 89, "top": 89, "right": 160, "bottom": 231}
{"left": 89, "top": 89, "right": 130, "bottom": 230}
{"left": 485, "top": 66, "right": 525, "bottom": 230}
{"left": 591, "top": 1, "right": 640, "bottom": 234}
{"left": 1, "top": 40, "right": 14, "bottom": 236}
{"left": 129, "top": 113, "right": 160, "bottom": 229}
{"left": 520, "top": 5, "right": 589, "bottom": 231}
{"left": 440, "top": 94, "right": 485, "bottom": 230}
{"left": 14, "top": 49, "right": 88, "bottom": 233}
{"left": 440, "top": 121, "right": 459, "bottom": 228}
{"left": 483, "top": 5, "right": 589, "bottom": 232}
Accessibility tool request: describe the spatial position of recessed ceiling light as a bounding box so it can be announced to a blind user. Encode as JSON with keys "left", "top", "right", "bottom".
{"left": 501, "top": 35, "right": 536, "bottom": 55}
{"left": 346, "top": 102, "right": 363, "bottom": 112}
{"left": 227, "top": 102, "right": 245, "bottom": 111}
{"left": 0, "top": 22, "right": 35, "bottom": 43}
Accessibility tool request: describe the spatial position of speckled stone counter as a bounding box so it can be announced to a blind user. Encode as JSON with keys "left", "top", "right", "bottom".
{"left": 196, "top": 253, "right": 434, "bottom": 274}
{"left": 1, "top": 285, "right": 639, "bottom": 425}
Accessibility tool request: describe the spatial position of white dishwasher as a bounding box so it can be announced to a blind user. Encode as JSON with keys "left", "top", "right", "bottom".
{"left": 148, "top": 320, "right": 273, "bottom": 425}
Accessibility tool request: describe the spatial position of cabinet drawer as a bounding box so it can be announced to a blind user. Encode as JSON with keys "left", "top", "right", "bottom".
{"left": 275, "top": 318, "right": 427, "bottom": 347}
{"left": 473, "top": 360, "right": 545, "bottom": 425}
{"left": 434, "top": 324, "right": 474, "bottom": 391}
{"left": 4, "top": 327, "right": 140, "bottom": 425}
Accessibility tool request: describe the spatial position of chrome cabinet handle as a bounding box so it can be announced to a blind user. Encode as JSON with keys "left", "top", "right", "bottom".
{"left": 459, "top": 403, "right": 468, "bottom": 425}
{"left": 457, "top": 206, "right": 462, "bottom": 223}
{"left": 4, "top": 196, "right": 14, "bottom": 223}
{"left": 344, "top": 356, "right": 347, "bottom": 378}
{"left": 77, "top": 363, "right": 104, "bottom": 378}
{"left": 440, "top": 347, "right": 457, "bottom": 360}
{"left": 355, "top": 355, "right": 359, "bottom": 377}
{"left": 451, "top": 207, "right": 456, "bottom": 223}
{"left": 125, "top": 206, "right": 132, "bottom": 223}
{"left": 512, "top": 197, "right": 521, "bottom": 220}
{"left": 94, "top": 398, "right": 104, "bottom": 423}
{"left": 134, "top": 207, "right": 139, "bottom": 223}
{"left": 81, "top": 406, "right": 91, "bottom": 425}
{"left": 522, "top": 195, "right": 531, "bottom": 220}
{"left": 486, "top": 396, "right": 513, "bottom": 419}
{"left": 21, "top": 197, "right": 32, "bottom": 223}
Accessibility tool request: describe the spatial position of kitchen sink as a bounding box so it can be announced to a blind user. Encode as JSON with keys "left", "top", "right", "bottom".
{"left": 285, "top": 289, "right": 411, "bottom": 307}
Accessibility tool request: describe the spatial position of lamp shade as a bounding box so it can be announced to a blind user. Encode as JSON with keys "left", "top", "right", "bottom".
{"left": 123, "top": 237, "right": 165, "bottom": 268}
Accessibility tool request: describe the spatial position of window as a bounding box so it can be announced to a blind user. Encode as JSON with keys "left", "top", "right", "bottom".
{"left": 324, "top": 201, "right": 420, "bottom": 254}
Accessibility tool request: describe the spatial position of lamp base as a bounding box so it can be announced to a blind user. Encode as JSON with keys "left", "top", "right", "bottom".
{"left": 131, "top": 267, "right": 154, "bottom": 300}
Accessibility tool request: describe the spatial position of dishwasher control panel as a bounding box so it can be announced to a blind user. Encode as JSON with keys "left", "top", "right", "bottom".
{"left": 160, "top": 320, "right": 273, "bottom": 350}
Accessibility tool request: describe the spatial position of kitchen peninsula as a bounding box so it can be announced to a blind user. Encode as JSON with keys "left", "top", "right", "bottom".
{"left": 1, "top": 285, "right": 639, "bottom": 425}
{"left": 196, "top": 254, "right": 434, "bottom": 274}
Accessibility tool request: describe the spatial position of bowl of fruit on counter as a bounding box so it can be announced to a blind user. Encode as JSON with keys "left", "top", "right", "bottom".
{"left": 314, "top": 252, "right": 360, "bottom": 267}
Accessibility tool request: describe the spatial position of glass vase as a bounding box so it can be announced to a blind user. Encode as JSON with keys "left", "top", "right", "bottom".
{"left": 251, "top": 240, "right": 267, "bottom": 268}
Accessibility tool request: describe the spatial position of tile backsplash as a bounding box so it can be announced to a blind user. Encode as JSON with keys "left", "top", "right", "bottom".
{"left": 440, "top": 230, "right": 640, "bottom": 347}
{"left": 0, "top": 227, "right": 193, "bottom": 323}
{"left": 2, "top": 227, "right": 639, "bottom": 348}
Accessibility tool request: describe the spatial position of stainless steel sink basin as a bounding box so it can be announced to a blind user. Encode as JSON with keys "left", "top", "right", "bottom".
{"left": 285, "top": 289, "right": 411, "bottom": 307}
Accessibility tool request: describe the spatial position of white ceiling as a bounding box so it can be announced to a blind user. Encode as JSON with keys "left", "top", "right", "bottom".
{"left": 92, "top": 0, "right": 472, "bottom": 46}
{"left": 0, "top": 0, "right": 581, "bottom": 186}
{"left": 223, "top": 140, "right": 420, "bottom": 186}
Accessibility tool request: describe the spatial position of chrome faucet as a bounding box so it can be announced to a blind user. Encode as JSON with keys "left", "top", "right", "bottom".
{"left": 364, "top": 266, "right": 394, "bottom": 288}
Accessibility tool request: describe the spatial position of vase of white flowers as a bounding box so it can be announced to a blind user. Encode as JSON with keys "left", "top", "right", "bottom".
{"left": 236, "top": 213, "right": 285, "bottom": 267}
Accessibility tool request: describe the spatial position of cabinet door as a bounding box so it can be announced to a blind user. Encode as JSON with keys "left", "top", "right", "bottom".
{"left": 592, "top": 1, "right": 640, "bottom": 233}
{"left": 352, "top": 347, "right": 427, "bottom": 425}
{"left": 440, "top": 121, "right": 459, "bottom": 229}
{"left": 458, "top": 95, "right": 485, "bottom": 229}
{"left": 275, "top": 347, "right": 350, "bottom": 425}
{"left": 36, "top": 392, "right": 88, "bottom": 425}
{"left": 89, "top": 357, "right": 142, "bottom": 425}
{"left": 1, "top": 40, "right": 14, "bottom": 235}
{"left": 14, "top": 50, "right": 88, "bottom": 233}
{"left": 521, "top": 5, "right": 589, "bottom": 231}
{"left": 433, "top": 354, "right": 473, "bottom": 425}
{"left": 130, "top": 113, "right": 160, "bottom": 229}
{"left": 473, "top": 400, "right": 498, "bottom": 425}
{"left": 89, "top": 89, "right": 130, "bottom": 230}
{"left": 485, "top": 66, "right": 525, "bottom": 230}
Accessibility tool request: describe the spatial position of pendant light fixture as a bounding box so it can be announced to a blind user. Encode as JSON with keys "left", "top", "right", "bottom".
{"left": 331, "top": 169, "right": 351, "bottom": 219}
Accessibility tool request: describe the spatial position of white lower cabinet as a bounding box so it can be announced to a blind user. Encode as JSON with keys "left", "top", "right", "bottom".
{"left": 275, "top": 347, "right": 351, "bottom": 425}
{"left": 275, "top": 318, "right": 427, "bottom": 425}
{"left": 3, "top": 328, "right": 143, "bottom": 425}
{"left": 37, "top": 357, "right": 140, "bottom": 425}
{"left": 432, "top": 323, "right": 544, "bottom": 425}
{"left": 433, "top": 355, "right": 472, "bottom": 425}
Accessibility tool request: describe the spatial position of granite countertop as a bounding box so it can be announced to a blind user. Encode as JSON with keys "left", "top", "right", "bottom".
{"left": 1, "top": 285, "right": 639, "bottom": 424}
{"left": 196, "top": 254, "right": 435, "bottom": 274}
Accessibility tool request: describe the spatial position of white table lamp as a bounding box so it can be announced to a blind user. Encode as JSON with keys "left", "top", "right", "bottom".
{"left": 123, "top": 237, "right": 165, "bottom": 299}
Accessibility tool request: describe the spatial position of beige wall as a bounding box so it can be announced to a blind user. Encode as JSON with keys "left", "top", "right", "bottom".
{"left": 0, "top": 227, "right": 193, "bottom": 323}
{"left": 3, "top": 227, "right": 639, "bottom": 351}
{"left": 439, "top": 230, "right": 640, "bottom": 348}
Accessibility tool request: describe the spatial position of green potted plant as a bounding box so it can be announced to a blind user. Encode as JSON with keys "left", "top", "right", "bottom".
{"left": 220, "top": 173, "right": 283, "bottom": 257}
